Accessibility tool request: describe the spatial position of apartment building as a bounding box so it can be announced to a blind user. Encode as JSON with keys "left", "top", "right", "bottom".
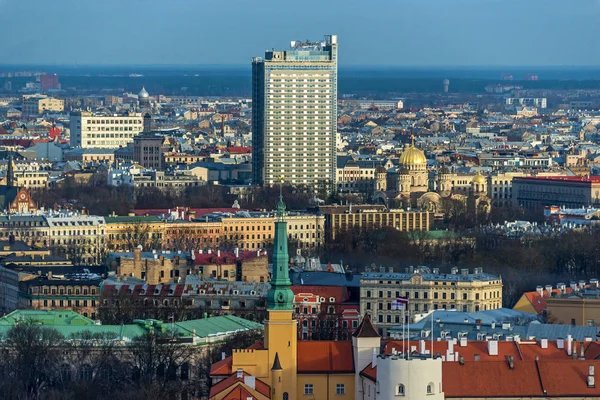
{"left": 322, "top": 207, "right": 433, "bottom": 240}
{"left": 221, "top": 212, "right": 325, "bottom": 250}
{"left": 111, "top": 247, "right": 269, "bottom": 284}
{"left": 22, "top": 96, "right": 64, "bottom": 116}
{"left": 13, "top": 170, "right": 49, "bottom": 189}
{"left": 69, "top": 111, "right": 144, "bottom": 148}
{"left": 46, "top": 214, "right": 106, "bottom": 264}
{"left": 252, "top": 35, "right": 338, "bottom": 188}
{"left": 360, "top": 266, "right": 503, "bottom": 336}
{"left": 133, "top": 133, "right": 167, "bottom": 169}
{"left": 512, "top": 175, "right": 600, "bottom": 211}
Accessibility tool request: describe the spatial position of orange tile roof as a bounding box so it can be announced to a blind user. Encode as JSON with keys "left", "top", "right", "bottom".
{"left": 210, "top": 355, "right": 233, "bottom": 376}
{"left": 352, "top": 314, "right": 379, "bottom": 338}
{"left": 538, "top": 360, "right": 600, "bottom": 396}
{"left": 443, "top": 361, "right": 544, "bottom": 397}
{"left": 221, "top": 385, "right": 263, "bottom": 400}
{"left": 523, "top": 287, "right": 574, "bottom": 315}
{"left": 209, "top": 371, "right": 271, "bottom": 399}
{"left": 518, "top": 340, "right": 591, "bottom": 360}
{"left": 359, "top": 363, "right": 377, "bottom": 382}
{"left": 297, "top": 341, "right": 354, "bottom": 373}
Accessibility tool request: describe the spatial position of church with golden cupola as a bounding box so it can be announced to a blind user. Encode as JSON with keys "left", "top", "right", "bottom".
{"left": 378, "top": 138, "right": 491, "bottom": 219}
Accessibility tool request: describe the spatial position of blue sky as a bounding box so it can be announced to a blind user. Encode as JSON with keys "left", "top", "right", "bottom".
{"left": 0, "top": 0, "right": 596, "bottom": 66}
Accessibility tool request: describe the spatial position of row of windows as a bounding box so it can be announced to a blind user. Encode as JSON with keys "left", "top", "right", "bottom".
{"left": 303, "top": 383, "right": 345, "bottom": 395}
{"left": 366, "top": 290, "right": 501, "bottom": 300}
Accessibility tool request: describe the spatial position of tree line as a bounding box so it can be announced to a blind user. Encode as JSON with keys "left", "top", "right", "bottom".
{"left": 0, "top": 320, "right": 262, "bottom": 400}
{"left": 32, "top": 174, "right": 318, "bottom": 215}
{"left": 326, "top": 226, "right": 599, "bottom": 308}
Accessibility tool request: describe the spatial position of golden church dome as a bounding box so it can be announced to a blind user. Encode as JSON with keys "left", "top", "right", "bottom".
{"left": 399, "top": 145, "right": 427, "bottom": 166}
{"left": 472, "top": 172, "right": 486, "bottom": 184}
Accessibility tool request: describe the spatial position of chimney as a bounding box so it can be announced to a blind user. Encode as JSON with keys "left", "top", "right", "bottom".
{"left": 234, "top": 247, "right": 239, "bottom": 258}
{"left": 460, "top": 337, "right": 467, "bottom": 347}
{"left": 217, "top": 249, "right": 221, "bottom": 257}
{"left": 540, "top": 338, "right": 548, "bottom": 349}
{"left": 243, "top": 376, "right": 256, "bottom": 390}
{"left": 568, "top": 334, "right": 573, "bottom": 356}
{"left": 221, "top": 352, "right": 226, "bottom": 360}
{"left": 461, "top": 268, "right": 469, "bottom": 276}
{"left": 580, "top": 280, "right": 586, "bottom": 290}
{"left": 571, "top": 281, "right": 578, "bottom": 292}
{"left": 236, "top": 368, "right": 243, "bottom": 379}
{"left": 488, "top": 340, "right": 498, "bottom": 356}
{"left": 372, "top": 348, "right": 378, "bottom": 367}
{"left": 557, "top": 338, "right": 565, "bottom": 349}
{"left": 208, "top": 249, "right": 212, "bottom": 254}
{"left": 592, "top": 279, "right": 599, "bottom": 290}
{"left": 459, "top": 355, "right": 465, "bottom": 365}
{"left": 536, "top": 286, "right": 543, "bottom": 296}
{"left": 557, "top": 282, "right": 566, "bottom": 294}
{"left": 580, "top": 342, "right": 586, "bottom": 360}
{"left": 419, "top": 340, "right": 426, "bottom": 354}
{"left": 545, "top": 285, "right": 552, "bottom": 296}
{"left": 589, "top": 365, "right": 596, "bottom": 388}
{"left": 257, "top": 249, "right": 260, "bottom": 257}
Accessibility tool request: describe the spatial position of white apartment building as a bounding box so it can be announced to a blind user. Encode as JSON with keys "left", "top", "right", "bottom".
{"left": 505, "top": 97, "right": 547, "bottom": 109}
{"left": 69, "top": 111, "right": 144, "bottom": 149}
{"left": 46, "top": 214, "right": 106, "bottom": 264}
{"left": 252, "top": 35, "right": 338, "bottom": 188}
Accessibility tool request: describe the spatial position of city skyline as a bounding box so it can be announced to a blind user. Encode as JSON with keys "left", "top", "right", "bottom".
{"left": 1, "top": 0, "right": 599, "bottom": 67}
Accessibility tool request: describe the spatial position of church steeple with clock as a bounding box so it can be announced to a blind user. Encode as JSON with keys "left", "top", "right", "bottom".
{"left": 264, "top": 178, "right": 297, "bottom": 398}
{"left": 266, "top": 180, "right": 294, "bottom": 310}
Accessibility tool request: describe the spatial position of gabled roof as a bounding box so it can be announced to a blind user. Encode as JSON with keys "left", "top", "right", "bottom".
{"left": 353, "top": 314, "right": 380, "bottom": 338}
{"left": 209, "top": 370, "right": 271, "bottom": 399}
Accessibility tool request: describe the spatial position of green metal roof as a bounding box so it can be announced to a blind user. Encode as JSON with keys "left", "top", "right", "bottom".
{"left": 0, "top": 311, "right": 262, "bottom": 343}
{"left": 174, "top": 315, "right": 263, "bottom": 338}
{"left": 0, "top": 310, "right": 95, "bottom": 326}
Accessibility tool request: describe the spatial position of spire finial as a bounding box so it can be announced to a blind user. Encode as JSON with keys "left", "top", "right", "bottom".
{"left": 410, "top": 134, "right": 416, "bottom": 147}
{"left": 276, "top": 176, "right": 286, "bottom": 221}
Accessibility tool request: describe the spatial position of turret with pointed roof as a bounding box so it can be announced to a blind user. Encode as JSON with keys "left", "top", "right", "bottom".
{"left": 266, "top": 178, "right": 294, "bottom": 310}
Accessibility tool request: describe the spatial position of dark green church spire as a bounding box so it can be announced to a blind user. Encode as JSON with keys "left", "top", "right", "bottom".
{"left": 267, "top": 178, "right": 294, "bottom": 311}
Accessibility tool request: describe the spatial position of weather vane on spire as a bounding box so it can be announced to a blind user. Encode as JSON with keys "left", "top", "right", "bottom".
{"left": 276, "top": 175, "right": 286, "bottom": 221}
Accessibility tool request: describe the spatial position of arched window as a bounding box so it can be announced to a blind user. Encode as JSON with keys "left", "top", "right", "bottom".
{"left": 60, "top": 364, "right": 71, "bottom": 382}
{"left": 80, "top": 364, "right": 93, "bottom": 381}
{"left": 283, "top": 393, "right": 289, "bottom": 400}
{"left": 397, "top": 384, "right": 405, "bottom": 396}
{"left": 427, "top": 382, "right": 434, "bottom": 394}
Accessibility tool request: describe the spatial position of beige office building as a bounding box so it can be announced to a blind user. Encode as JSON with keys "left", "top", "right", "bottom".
{"left": 252, "top": 35, "right": 338, "bottom": 188}
{"left": 22, "top": 96, "right": 64, "bottom": 115}
{"left": 69, "top": 111, "right": 144, "bottom": 149}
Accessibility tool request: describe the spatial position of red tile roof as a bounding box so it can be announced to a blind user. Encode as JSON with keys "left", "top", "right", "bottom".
{"left": 297, "top": 341, "right": 354, "bottom": 373}
{"left": 291, "top": 285, "right": 349, "bottom": 303}
{"left": 359, "top": 363, "right": 377, "bottom": 382}
{"left": 538, "top": 360, "right": 600, "bottom": 397}
{"left": 353, "top": 314, "right": 380, "bottom": 338}
{"left": 221, "top": 385, "right": 262, "bottom": 400}
{"left": 443, "top": 360, "right": 544, "bottom": 397}
{"left": 210, "top": 356, "right": 233, "bottom": 376}
{"left": 518, "top": 175, "right": 600, "bottom": 184}
{"left": 209, "top": 371, "right": 271, "bottom": 399}
{"left": 522, "top": 287, "right": 574, "bottom": 315}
